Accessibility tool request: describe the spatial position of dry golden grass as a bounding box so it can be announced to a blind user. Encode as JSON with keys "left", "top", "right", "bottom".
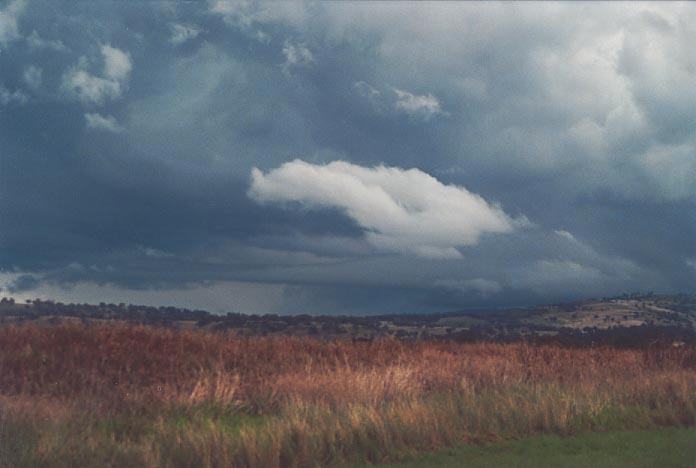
{"left": 1, "top": 323, "right": 695, "bottom": 467}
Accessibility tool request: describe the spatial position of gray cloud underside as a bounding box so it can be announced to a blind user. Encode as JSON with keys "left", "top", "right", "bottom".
{"left": 1, "top": 1, "right": 695, "bottom": 314}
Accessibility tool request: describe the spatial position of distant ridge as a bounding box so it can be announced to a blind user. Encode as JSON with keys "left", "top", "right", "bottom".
{"left": 1, "top": 293, "right": 695, "bottom": 346}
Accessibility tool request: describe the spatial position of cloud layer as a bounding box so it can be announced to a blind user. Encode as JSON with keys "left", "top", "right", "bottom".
{"left": 1, "top": 2, "right": 695, "bottom": 314}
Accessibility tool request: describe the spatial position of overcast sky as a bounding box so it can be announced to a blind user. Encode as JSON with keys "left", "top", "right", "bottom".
{"left": 1, "top": 1, "right": 695, "bottom": 314}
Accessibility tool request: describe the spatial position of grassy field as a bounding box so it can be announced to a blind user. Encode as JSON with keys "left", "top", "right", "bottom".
{"left": 1, "top": 323, "right": 695, "bottom": 467}
{"left": 361, "top": 428, "right": 696, "bottom": 467}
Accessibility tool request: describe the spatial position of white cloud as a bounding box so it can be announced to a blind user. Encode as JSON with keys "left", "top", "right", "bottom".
{"left": 354, "top": 80, "right": 385, "bottom": 111}
{"left": 101, "top": 44, "right": 132, "bottom": 81}
{"left": 554, "top": 230, "right": 576, "bottom": 242}
{"left": 249, "top": 159, "right": 521, "bottom": 258}
{"left": 209, "top": 1, "right": 307, "bottom": 44}
{"left": 0, "top": 0, "right": 25, "bottom": 48}
{"left": 85, "top": 113, "right": 123, "bottom": 133}
{"left": 209, "top": 0, "right": 308, "bottom": 30}
{"left": 0, "top": 85, "right": 27, "bottom": 105}
{"left": 63, "top": 67, "right": 122, "bottom": 105}
{"left": 62, "top": 44, "right": 132, "bottom": 105}
{"left": 281, "top": 40, "right": 313, "bottom": 75}
{"left": 170, "top": 23, "right": 201, "bottom": 45}
{"left": 209, "top": 0, "right": 247, "bottom": 22}
{"left": 26, "top": 30, "right": 66, "bottom": 51}
{"left": 23, "top": 65, "right": 42, "bottom": 89}
{"left": 137, "top": 245, "right": 174, "bottom": 258}
{"left": 354, "top": 80, "right": 381, "bottom": 100}
{"left": 355, "top": 82, "right": 447, "bottom": 120}
{"left": 393, "top": 88, "right": 445, "bottom": 120}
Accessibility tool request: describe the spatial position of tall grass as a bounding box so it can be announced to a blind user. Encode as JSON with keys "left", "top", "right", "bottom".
{"left": 1, "top": 323, "right": 695, "bottom": 467}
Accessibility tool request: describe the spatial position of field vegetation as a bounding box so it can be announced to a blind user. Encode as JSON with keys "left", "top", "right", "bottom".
{"left": 1, "top": 322, "right": 695, "bottom": 467}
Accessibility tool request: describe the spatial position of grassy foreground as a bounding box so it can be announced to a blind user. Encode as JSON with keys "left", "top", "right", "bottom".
{"left": 361, "top": 428, "right": 696, "bottom": 468}
{"left": 1, "top": 323, "right": 695, "bottom": 467}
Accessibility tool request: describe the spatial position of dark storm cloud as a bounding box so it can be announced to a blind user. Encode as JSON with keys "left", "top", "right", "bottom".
{"left": 1, "top": 1, "right": 695, "bottom": 314}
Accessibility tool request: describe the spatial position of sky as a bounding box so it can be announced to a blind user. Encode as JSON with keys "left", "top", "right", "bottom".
{"left": 1, "top": 1, "right": 696, "bottom": 315}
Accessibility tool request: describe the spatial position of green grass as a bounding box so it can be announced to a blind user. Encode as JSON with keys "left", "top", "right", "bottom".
{"left": 3, "top": 397, "right": 695, "bottom": 468}
{"left": 0, "top": 406, "right": 270, "bottom": 468}
{"left": 358, "top": 428, "right": 696, "bottom": 468}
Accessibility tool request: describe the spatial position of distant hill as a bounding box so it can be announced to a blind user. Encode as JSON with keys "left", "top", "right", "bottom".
{"left": 1, "top": 293, "right": 695, "bottom": 346}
